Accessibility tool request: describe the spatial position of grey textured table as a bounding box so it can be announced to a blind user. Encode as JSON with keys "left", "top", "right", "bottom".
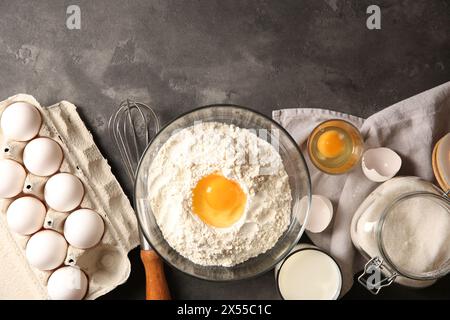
{"left": 1, "top": 0, "right": 449, "bottom": 299}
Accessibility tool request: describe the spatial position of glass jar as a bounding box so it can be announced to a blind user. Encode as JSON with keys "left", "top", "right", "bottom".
{"left": 351, "top": 176, "right": 450, "bottom": 294}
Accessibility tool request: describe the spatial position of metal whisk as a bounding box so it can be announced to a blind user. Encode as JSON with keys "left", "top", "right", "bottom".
{"left": 108, "top": 99, "right": 170, "bottom": 300}
{"left": 108, "top": 99, "right": 160, "bottom": 182}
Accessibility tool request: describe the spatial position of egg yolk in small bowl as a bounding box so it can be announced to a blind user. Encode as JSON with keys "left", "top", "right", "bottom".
{"left": 192, "top": 174, "right": 246, "bottom": 228}
{"left": 317, "top": 130, "right": 346, "bottom": 158}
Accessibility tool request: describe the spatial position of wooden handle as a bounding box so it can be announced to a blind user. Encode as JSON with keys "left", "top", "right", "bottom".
{"left": 140, "top": 250, "right": 171, "bottom": 300}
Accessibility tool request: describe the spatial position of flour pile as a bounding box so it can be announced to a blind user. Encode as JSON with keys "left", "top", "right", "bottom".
{"left": 148, "top": 122, "right": 292, "bottom": 266}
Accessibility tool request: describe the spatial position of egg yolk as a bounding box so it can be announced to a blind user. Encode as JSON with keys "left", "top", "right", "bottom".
{"left": 317, "top": 130, "right": 345, "bottom": 158}
{"left": 192, "top": 174, "right": 246, "bottom": 228}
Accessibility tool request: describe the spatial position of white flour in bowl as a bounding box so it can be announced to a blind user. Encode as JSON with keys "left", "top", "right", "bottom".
{"left": 148, "top": 122, "right": 292, "bottom": 266}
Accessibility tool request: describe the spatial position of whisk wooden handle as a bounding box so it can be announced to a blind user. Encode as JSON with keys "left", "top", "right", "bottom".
{"left": 140, "top": 249, "right": 171, "bottom": 300}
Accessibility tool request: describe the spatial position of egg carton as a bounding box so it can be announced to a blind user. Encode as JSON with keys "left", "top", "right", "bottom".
{"left": 0, "top": 93, "right": 139, "bottom": 299}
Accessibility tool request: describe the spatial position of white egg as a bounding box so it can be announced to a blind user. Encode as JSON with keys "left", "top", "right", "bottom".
{"left": 1, "top": 102, "right": 42, "bottom": 141}
{"left": 0, "top": 159, "right": 26, "bottom": 198}
{"left": 6, "top": 196, "right": 46, "bottom": 235}
{"left": 23, "top": 137, "right": 63, "bottom": 176}
{"left": 64, "top": 209, "right": 105, "bottom": 249}
{"left": 26, "top": 230, "right": 68, "bottom": 270}
{"left": 44, "top": 173, "right": 84, "bottom": 212}
{"left": 362, "top": 148, "right": 402, "bottom": 182}
{"left": 299, "top": 195, "right": 334, "bottom": 233}
{"left": 47, "top": 266, "right": 88, "bottom": 300}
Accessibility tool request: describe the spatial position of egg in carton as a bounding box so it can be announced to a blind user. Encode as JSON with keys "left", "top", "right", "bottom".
{"left": 0, "top": 94, "right": 139, "bottom": 299}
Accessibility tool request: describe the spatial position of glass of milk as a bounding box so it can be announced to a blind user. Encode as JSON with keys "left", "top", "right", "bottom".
{"left": 275, "top": 244, "right": 342, "bottom": 300}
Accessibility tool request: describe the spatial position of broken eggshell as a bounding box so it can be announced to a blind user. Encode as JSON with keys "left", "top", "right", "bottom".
{"left": 299, "top": 195, "right": 334, "bottom": 233}
{"left": 362, "top": 148, "right": 402, "bottom": 182}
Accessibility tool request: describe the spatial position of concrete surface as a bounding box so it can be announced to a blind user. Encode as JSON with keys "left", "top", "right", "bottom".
{"left": 0, "top": 0, "right": 449, "bottom": 299}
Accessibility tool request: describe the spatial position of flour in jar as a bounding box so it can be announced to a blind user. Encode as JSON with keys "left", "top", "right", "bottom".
{"left": 148, "top": 122, "right": 292, "bottom": 266}
{"left": 351, "top": 177, "right": 450, "bottom": 286}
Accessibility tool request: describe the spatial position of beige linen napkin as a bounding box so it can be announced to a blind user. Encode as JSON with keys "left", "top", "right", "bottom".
{"left": 273, "top": 81, "right": 450, "bottom": 295}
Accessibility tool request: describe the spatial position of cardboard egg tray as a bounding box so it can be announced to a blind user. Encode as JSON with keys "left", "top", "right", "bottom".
{"left": 0, "top": 94, "right": 139, "bottom": 299}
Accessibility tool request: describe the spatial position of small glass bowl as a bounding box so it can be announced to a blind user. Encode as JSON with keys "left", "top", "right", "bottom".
{"left": 307, "top": 119, "right": 364, "bottom": 174}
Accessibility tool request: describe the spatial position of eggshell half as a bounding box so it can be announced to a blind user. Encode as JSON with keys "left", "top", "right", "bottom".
{"left": 64, "top": 209, "right": 105, "bottom": 249}
{"left": 47, "top": 266, "right": 88, "bottom": 300}
{"left": 0, "top": 102, "right": 42, "bottom": 141}
{"left": 23, "top": 137, "right": 63, "bottom": 176}
{"left": 299, "top": 195, "right": 334, "bottom": 233}
{"left": 0, "top": 159, "right": 26, "bottom": 198}
{"left": 362, "top": 148, "right": 402, "bottom": 182}
{"left": 26, "top": 230, "right": 68, "bottom": 271}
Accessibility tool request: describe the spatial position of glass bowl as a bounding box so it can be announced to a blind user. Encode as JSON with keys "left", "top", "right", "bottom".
{"left": 134, "top": 105, "right": 311, "bottom": 281}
